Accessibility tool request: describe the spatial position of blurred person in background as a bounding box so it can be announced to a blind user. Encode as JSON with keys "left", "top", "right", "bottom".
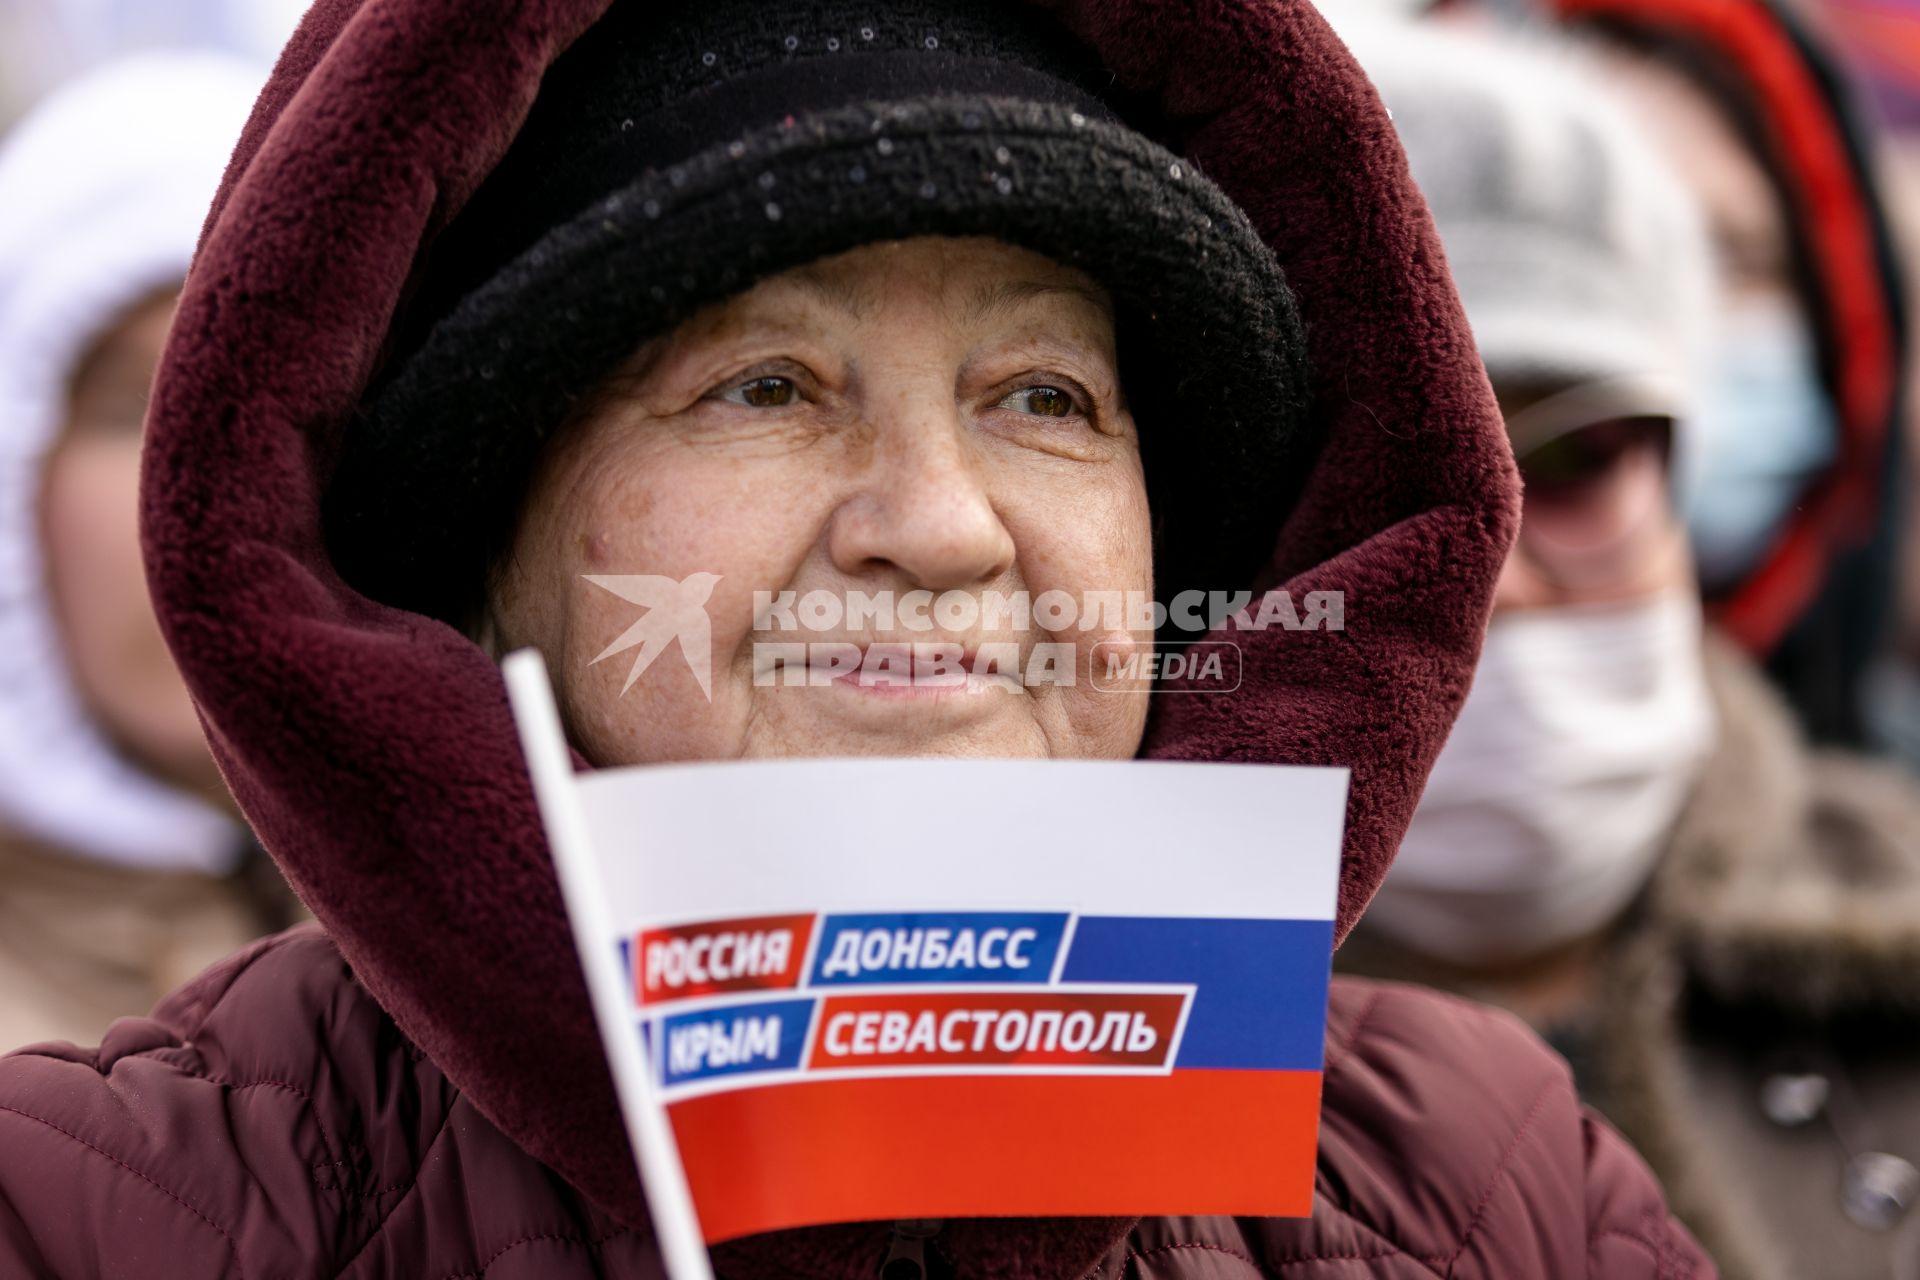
{"left": 1805, "top": 0, "right": 1920, "bottom": 775}
{"left": 1865, "top": 130, "right": 1920, "bottom": 773}
{"left": 0, "top": 0, "right": 304, "bottom": 127}
{"left": 0, "top": 52, "right": 290, "bottom": 1051}
{"left": 1337, "top": 21, "right": 1920, "bottom": 1280}
{"left": 1546, "top": 0, "right": 1911, "bottom": 754}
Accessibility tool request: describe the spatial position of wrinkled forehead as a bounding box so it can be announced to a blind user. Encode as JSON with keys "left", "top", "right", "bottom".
{"left": 654, "top": 238, "right": 1118, "bottom": 352}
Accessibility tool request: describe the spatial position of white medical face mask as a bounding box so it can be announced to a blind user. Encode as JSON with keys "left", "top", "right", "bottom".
{"left": 1364, "top": 591, "right": 1716, "bottom": 966}
{"left": 1681, "top": 297, "right": 1835, "bottom": 592}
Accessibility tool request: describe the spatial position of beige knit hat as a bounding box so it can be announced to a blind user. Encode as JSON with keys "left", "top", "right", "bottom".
{"left": 1339, "top": 17, "right": 1718, "bottom": 459}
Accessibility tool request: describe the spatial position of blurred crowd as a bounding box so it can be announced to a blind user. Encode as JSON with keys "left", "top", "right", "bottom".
{"left": 4, "top": 0, "right": 1920, "bottom": 1276}
{"left": 1332, "top": 7, "right": 1920, "bottom": 1274}
{"left": 0, "top": 11, "right": 306, "bottom": 1048}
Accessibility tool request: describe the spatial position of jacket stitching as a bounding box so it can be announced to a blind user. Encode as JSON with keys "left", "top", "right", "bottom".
{"left": 1322, "top": 989, "right": 1387, "bottom": 1077}
{"left": 1127, "top": 1241, "right": 1265, "bottom": 1271}
{"left": 203, "top": 1076, "right": 346, "bottom": 1177}
{"left": 1129, "top": 1240, "right": 1409, "bottom": 1271}
{"left": 1588, "top": 1226, "right": 1669, "bottom": 1280}
{"left": 1251, "top": 1189, "right": 1443, "bottom": 1280}
{"left": 1442, "top": 1079, "right": 1560, "bottom": 1274}
{"left": 1587, "top": 1227, "right": 1664, "bottom": 1256}
{"left": 332, "top": 1104, "right": 461, "bottom": 1279}
{"left": 165, "top": 932, "right": 294, "bottom": 1045}
{"left": 310, "top": 1164, "right": 409, "bottom": 1206}
{"left": 1588, "top": 1223, "right": 1695, "bottom": 1280}
{"left": 0, "top": 1103, "right": 246, "bottom": 1279}
{"left": 13, "top": 937, "right": 297, "bottom": 1078}
{"left": 438, "top": 1227, "right": 640, "bottom": 1279}
{"left": 1270, "top": 1252, "right": 1407, "bottom": 1270}
{"left": 1337, "top": 1214, "right": 1449, "bottom": 1275}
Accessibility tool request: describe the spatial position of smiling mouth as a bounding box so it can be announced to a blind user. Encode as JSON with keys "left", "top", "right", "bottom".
{"left": 831, "top": 666, "right": 1025, "bottom": 698}
{"left": 766, "top": 641, "right": 1029, "bottom": 698}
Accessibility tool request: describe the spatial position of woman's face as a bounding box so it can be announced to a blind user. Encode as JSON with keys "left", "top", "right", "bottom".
{"left": 41, "top": 288, "right": 228, "bottom": 804}
{"left": 1490, "top": 406, "right": 1694, "bottom": 614}
{"left": 493, "top": 236, "right": 1156, "bottom": 764}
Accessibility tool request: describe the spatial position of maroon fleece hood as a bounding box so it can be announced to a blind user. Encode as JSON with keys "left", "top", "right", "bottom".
{"left": 141, "top": 0, "right": 1519, "bottom": 1232}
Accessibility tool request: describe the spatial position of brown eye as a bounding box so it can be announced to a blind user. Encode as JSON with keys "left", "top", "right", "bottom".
{"left": 999, "top": 385, "right": 1077, "bottom": 417}
{"left": 722, "top": 375, "right": 798, "bottom": 408}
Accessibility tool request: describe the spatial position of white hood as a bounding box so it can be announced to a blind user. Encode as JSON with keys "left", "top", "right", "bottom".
{"left": 0, "top": 51, "right": 262, "bottom": 873}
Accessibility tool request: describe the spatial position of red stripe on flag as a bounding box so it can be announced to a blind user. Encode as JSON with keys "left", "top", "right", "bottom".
{"left": 667, "top": 1068, "right": 1323, "bottom": 1243}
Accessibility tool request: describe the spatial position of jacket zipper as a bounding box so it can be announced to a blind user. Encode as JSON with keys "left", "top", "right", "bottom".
{"left": 880, "top": 1218, "right": 946, "bottom": 1279}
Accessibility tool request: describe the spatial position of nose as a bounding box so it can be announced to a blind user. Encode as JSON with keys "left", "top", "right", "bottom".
{"left": 827, "top": 408, "right": 1015, "bottom": 591}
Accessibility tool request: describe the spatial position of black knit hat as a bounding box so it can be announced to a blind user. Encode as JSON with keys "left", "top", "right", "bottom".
{"left": 326, "top": 0, "right": 1311, "bottom": 627}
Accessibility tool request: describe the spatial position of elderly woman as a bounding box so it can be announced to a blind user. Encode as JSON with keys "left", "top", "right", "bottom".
{"left": 0, "top": 1, "right": 1711, "bottom": 1276}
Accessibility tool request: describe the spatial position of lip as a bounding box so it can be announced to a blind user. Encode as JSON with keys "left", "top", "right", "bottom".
{"left": 832, "top": 668, "right": 1023, "bottom": 698}
{"left": 814, "top": 642, "right": 1024, "bottom": 698}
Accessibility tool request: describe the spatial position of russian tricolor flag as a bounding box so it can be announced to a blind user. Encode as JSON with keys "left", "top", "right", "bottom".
{"left": 507, "top": 653, "right": 1347, "bottom": 1275}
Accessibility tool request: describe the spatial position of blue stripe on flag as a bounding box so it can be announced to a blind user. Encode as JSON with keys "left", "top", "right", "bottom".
{"left": 1059, "top": 917, "right": 1333, "bottom": 1071}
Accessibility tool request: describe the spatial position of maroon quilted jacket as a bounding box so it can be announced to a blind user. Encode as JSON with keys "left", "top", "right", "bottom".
{"left": 0, "top": 0, "right": 1712, "bottom": 1275}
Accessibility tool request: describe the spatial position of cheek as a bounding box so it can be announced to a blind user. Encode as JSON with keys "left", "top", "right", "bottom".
{"left": 40, "top": 438, "right": 151, "bottom": 654}
{"left": 566, "top": 444, "right": 837, "bottom": 634}
{"left": 501, "top": 432, "right": 841, "bottom": 756}
{"left": 997, "top": 449, "right": 1154, "bottom": 757}
{"left": 1000, "top": 448, "right": 1154, "bottom": 600}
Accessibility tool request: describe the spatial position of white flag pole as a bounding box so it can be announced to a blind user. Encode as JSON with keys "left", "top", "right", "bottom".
{"left": 502, "top": 648, "right": 716, "bottom": 1280}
